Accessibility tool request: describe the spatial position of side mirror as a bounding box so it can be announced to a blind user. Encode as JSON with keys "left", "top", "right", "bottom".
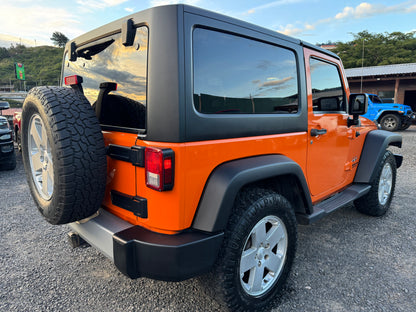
{"left": 0, "top": 101, "right": 10, "bottom": 110}
{"left": 348, "top": 94, "right": 368, "bottom": 127}
{"left": 349, "top": 94, "right": 368, "bottom": 115}
{"left": 0, "top": 101, "right": 10, "bottom": 116}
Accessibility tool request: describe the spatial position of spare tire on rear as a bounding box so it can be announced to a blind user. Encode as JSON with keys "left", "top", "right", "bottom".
{"left": 21, "top": 86, "right": 107, "bottom": 225}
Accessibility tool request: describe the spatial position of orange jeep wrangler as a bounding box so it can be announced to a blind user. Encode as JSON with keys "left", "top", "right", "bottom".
{"left": 21, "top": 5, "right": 402, "bottom": 311}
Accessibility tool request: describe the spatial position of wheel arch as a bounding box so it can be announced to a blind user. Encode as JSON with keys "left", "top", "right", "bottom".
{"left": 376, "top": 111, "right": 402, "bottom": 122}
{"left": 191, "top": 154, "right": 312, "bottom": 233}
{"left": 354, "top": 130, "right": 402, "bottom": 184}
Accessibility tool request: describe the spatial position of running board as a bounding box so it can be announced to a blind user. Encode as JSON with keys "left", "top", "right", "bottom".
{"left": 296, "top": 184, "right": 371, "bottom": 225}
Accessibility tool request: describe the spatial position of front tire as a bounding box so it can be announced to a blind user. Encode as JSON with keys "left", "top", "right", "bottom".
{"left": 354, "top": 151, "right": 396, "bottom": 216}
{"left": 399, "top": 123, "right": 411, "bottom": 131}
{"left": 213, "top": 188, "right": 297, "bottom": 311}
{"left": 379, "top": 114, "right": 401, "bottom": 131}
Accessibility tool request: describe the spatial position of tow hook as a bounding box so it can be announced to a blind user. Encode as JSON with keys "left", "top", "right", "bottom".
{"left": 67, "top": 231, "right": 90, "bottom": 248}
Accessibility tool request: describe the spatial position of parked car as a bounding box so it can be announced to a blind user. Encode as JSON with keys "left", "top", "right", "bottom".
{"left": 20, "top": 5, "right": 403, "bottom": 311}
{"left": 13, "top": 111, "right": 22, "bottom": 151}
{"left": 361, "top": 93, "right": 415, "bottom": 131}
{"left": 0, "top": 101, "right": 16, "bottom": 170}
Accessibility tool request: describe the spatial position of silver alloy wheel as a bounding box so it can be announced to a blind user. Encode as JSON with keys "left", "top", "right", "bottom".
{"left": 378, "top": 162, "right": 393, "bottom": 205}
{"left": 382, "top": 117, "right": 398, "bottom": 130}
{"left": 28, "top": 114, "right": 54, "bottom": 200}
{"left": 240, "top": 215, "right": 288, "bottom": 297}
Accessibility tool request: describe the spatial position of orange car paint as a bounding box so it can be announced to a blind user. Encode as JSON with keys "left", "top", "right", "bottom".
{"left": 101, "top": 49, "right": 376, "bottom": 235}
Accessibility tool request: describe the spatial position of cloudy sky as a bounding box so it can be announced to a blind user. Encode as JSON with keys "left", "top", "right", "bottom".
{"left": 1, "top": 0, "right": 416, "bottom": 47}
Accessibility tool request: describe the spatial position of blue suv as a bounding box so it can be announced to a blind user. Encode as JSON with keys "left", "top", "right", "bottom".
{"left": 362, "top": 94, "right": 415, "bottom": 131}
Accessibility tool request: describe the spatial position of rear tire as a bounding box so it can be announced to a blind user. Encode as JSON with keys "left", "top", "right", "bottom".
{"left": 211, "top": 188, "right": 297, "bottom": 311}
{"left": 379, "top": 114, "right": 401, "bottom": 131}
{"left": 21, "top": 87, "right": 107, "bottom": 225}
{"left": 354, "top": 151, "right": 396, "bottom": 216}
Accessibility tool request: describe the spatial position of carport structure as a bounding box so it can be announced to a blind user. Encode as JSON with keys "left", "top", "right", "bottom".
{"left": 346, "top": 63, "right": 416, "bottom": 111}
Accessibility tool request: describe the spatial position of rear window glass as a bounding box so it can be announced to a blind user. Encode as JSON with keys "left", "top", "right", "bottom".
{"left": 193, "top": 28, "right": 299, "bottom": 114}
{"left": 63, "top": 26, "right": 148, "bottom": 130}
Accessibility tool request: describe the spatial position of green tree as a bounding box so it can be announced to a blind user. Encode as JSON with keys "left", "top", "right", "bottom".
{"left": 332, "top": 30, "right": 416, "bottom": 68}
{"left": 50, "top": 31, "right": 69, "bottom": 48}
{"left": 0, "top": 47, "right": 9, "bottom": 60}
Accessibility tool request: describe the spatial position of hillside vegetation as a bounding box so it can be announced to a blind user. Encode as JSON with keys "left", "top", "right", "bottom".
{"left": 0, "top": 44, "right": 63, "bottom": 90}
{"left": 0, "top": 30, "right": 415, "bottom": 92}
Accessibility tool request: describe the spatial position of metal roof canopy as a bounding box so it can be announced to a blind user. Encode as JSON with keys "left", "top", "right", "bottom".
{"left": 345, "top": 63, "right": 416, "bottom": 78}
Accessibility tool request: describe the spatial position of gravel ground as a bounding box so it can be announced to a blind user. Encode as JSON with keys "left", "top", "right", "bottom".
{"left": 1, "top": 127, "right": 415, "bottom": 312}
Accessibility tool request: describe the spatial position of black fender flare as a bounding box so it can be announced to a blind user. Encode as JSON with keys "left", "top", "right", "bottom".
{"left": 192, "top": 154, "right": 312, "bottom": 233}
{"left": 354, "top": 130, "right": 402, "bottom": 184}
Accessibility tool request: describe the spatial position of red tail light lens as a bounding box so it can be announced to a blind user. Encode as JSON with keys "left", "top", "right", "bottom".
{"left": 64, "top": 75, "right": 83, "bottom": 86}
{"left": 145, "top": 147, "right": 174, "bottom": 191}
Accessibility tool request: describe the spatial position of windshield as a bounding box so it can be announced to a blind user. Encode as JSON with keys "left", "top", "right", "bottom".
{"left": 63, "top": 26, "right": 148, "bottom": 131}
{"left": 369, "top": 95, "right": 383, "bottom": 103}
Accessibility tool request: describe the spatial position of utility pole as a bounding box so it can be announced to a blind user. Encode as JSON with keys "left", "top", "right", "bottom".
{"left": 360, "top": 39, "right": 365, "bottom": 93}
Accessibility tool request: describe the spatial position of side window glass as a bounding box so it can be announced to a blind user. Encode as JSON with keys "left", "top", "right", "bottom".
{"left": 193, "top": 28, "right": 299, "bottom": 114}
{"left": 310, "top": 57, "right": 346, "bottom": 113}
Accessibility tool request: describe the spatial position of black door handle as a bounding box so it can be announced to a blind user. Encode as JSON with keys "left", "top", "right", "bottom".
{"left": 310, "top": 128, "right": 327, "bottom": 136}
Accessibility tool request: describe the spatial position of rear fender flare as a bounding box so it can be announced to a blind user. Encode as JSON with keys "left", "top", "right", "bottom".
{"left": 192, "top": 155, "right": 312, "bottom": 233}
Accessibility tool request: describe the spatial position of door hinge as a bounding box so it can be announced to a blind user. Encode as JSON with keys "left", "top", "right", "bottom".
{"left": 107, "top": 144, "right": 145, "bottom": 167}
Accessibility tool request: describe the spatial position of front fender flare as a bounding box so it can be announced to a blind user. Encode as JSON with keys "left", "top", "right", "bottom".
{"left": 354, "top": 130, "right": 402, "bottom": 183}
{"left": 376, "top": 111, "right": 401, "bottom": 122}
{"left": 192, "top": 155, "right": 312, "bottom": 233}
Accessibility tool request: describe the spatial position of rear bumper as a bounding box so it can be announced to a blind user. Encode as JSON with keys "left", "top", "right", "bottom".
{"left": 0, "top": 140, "right": 14, "bottom": 158}
{"left": 69, "top": 209, "right": 223, "bottom": 281}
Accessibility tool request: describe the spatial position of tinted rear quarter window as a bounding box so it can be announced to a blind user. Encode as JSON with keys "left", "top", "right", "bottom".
{"left": 193, "top": 28, "right": 299, "bottom": 114}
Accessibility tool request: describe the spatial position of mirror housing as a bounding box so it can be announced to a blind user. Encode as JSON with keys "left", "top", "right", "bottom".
{"left": 348, "top": 94, "right": 368, "bottom": 127}
{"left": 349, "top": 94, "right": 368, "bottom": 115}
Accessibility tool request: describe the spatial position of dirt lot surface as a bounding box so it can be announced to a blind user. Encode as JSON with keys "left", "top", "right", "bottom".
{"left": 1, "top": 127, "right": 415, "bottom": 312}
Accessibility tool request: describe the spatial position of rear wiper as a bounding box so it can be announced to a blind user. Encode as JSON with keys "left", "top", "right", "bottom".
{"left": 74, "top": 38, "right": 115, "bottom": 60}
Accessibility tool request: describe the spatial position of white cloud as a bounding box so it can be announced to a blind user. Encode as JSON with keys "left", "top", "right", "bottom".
{"left": 278, "top": 1, "right": 416, "bottom": 37}
{"left": 0, "top": 4, "right": 83, "bottom": 46}
{"left": 278, "top": 24, "right": 305, "bottom": 37}
{"left": 243, "top": 0, "right": 304, "bottom": 15}
{"left": 405, "top": 4, "right": 416, "bottom": 12}
{"left": 335, "top": 2, "right": 385, "bottom": 20}
{"left": 0, "top": 34, "right": 49, "bottom": 48}
{"left": 335, "top": 6, "right": 354, "bottom": 20}
{"left": 150, "top": 0, "right": 201, "bottom": 7}
{"left": 76, "top": 0, "right": 129, "bottom": 13}
{"left": 76, "top": 0, "right": 129, "bottom": 9}
{"left": 125, "top": 7, "right": 134, "bottom": 12}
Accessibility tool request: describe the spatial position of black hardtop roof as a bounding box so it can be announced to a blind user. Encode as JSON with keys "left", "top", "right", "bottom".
{"left": 66, "top": 4, "right": 339, "bottom": 59}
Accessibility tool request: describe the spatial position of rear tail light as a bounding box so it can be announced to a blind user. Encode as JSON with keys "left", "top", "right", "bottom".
{"left": 145, "top": 147, "right": 174, "bottom": 191}
{"left": 64, "top": 75, "right": 83, "bottom": 86}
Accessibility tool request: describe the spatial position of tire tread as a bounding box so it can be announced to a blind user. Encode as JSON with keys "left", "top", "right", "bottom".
{"left": 22, "top": 86, "right": 107, "bottom": 224}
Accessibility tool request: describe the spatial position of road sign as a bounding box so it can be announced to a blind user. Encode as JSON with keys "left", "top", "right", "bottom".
{"left": 15, "top": 63, "right": 25, "bottom": 80}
